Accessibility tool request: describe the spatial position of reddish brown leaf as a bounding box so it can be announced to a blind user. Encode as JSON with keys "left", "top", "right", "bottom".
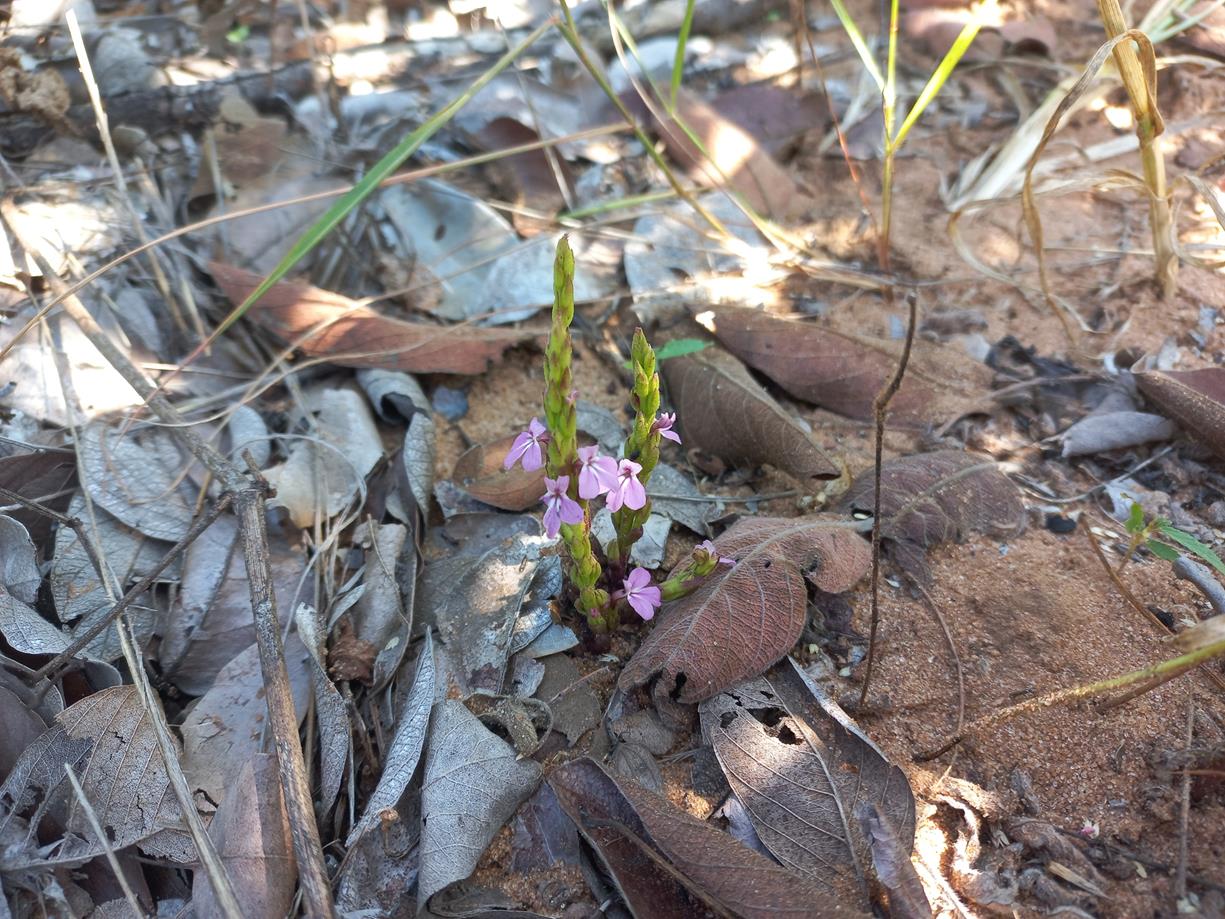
{"left": 627, "top": 89, "right": 814, "bottom": 221}
{"left": 706, "top": 306, "right": 991, "bottom": 429}
{"left": 619, "top": 516, "right": 871, "bottom": 703}
{"left": 550, "top": 758, "right": 864, "bottom": 919}
{"left": 453, "top": 434, "right": 546, "bottom": 511}
{"left": 662, "top": 348, "right": 839, "bottom": 484}
{"left": 837, "top": 450, "right": 1024, "bottom": 583}
{"left": 475, "top": 117, "right": 573, "bottom": 236}
{"left": 1135, "top": 367, "right": 1225, "bottom": 459}
{"left": 210, "top": 263, "right": 540, "bottom": 375}
{"left": 713, "top": 84, "right": 831, "bottom": 159}
{"left": 0, "top": 450, "right": 76, "bottom": 543}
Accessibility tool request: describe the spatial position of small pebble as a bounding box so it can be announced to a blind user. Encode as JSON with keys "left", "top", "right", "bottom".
{"left": 1045, "top": 513, "right": 1077, "bottom": 534}
{"left": 431, "top": 385, "right": 468, "bottom": 421}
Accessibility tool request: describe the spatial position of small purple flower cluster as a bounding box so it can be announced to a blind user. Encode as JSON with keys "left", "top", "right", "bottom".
{"left": 503, "top": 412, "right": 683, "bottom": 620}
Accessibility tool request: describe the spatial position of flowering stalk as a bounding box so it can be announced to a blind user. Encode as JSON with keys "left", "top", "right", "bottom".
{"left": 543, "top": 237, "right": 611, "bottom": 629}
{"left": 609, "top": 329, "right": 662, "bottom": 569}
{"left": 659, "top": 540, "right": 733, "bottom": 602}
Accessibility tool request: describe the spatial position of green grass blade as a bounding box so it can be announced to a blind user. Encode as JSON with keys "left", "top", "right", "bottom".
{"left": 669, "top": 0, "right": 698, "bottom": 112}
{"left": 892, "top": 0, "right": 996, "bottom": 150}
{"left": 1157, "top": 522, "right": 1225, "bottom": 576}
{"left": 211, "top": 18, "right": 552, "bottom": 339}
{"left": 828, "top": 0, "right": 886, "bottom": 92}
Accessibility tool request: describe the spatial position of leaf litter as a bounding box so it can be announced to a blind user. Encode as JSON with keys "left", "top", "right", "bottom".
{"left": 4, "top": 1, "right": 1225, "bottom": 916}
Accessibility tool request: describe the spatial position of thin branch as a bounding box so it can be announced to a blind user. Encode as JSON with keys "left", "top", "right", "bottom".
{"left": 858, "top": 290, "right": 918, "bottom": 707}
{"left": 64, "top": 766, "right": 151, "bottom": 919}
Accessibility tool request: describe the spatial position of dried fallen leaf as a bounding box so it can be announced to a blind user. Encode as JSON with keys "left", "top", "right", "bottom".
{"left": 510, "top": 782, "right": 582, "bottom": 874}
{"left": 836, "top": 450, "right": 1025, "bottom": 582}
{"left": 0, "top": 449, "right": 75, "bottom": 543}
{"left": 0, "top": 589, "right": 68, "bottom": 656}
{"left": 417, "top": 699, "right": 542, "bottom": 907}
{"left": 1136, "top": 366, "right": 1225, "bottom": 460}
{"left": 192, "top": 754, "right": 296, "bottom": 919}
{"left": 264, "top": 388, "right": 383, "bottom": 528}
{"left": 348, "top": 631, "right": 435, "bottom": 845}
{"left": 550, "top": 757, "right": 863, "bottom": 918}
{"left": 210, "top": 262, "right": 539, "bottom": 375}
{"left": 662, "top": 348, "right": 839, "bottom": 484}
{"left": 294, "top": 602, "right": 349, "bottom": 819}
{"left": 341, "top": 520, "right": 410, "bottom": 688}
{"left": 78, "top": 422, "right": 193, "bottom": 542}
{"left": 619, "top": 515, "right": 871, "bottom": 703}
{"left": 705, "top": 306, "right": 992, "bottom": 429}
{"left": 0, "top": 686, "right": 185, "bottom": 869}
{"left": 453, "top": 434, "right": 543, "bottom": 512}
{"left": 858, "top": 803, "right": 932, "bottom": 919}
{"left": 475, "top": 117, "right": 574, "bottom": 235}
{"left": 698, "top": 659, "right": 916, "bottom": 905}
{"left": 631, "top": 88, "right": 814, "bottom": 221}
{"left": 0, "top": 515, "right": 40, "bottom": 603}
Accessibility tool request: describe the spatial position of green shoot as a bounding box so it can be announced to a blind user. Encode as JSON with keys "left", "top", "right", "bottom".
{"left": 669, "top": 0, "right": 698, "bottom": 113}
{"left": 1124, "top": 500, "right": 1225, "bottom": 575}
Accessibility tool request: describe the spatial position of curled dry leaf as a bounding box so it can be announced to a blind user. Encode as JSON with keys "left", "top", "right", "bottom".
{"left": 698, "top": 659, "right": 917, "bottom": 906}
{"left": 192, "top": 754, "right": 296, "bottom": 919}
{"left": 417, "top": 699, "right": 542, "bottom": 907}
{"left": 348, "top": 631, "right": 435, "bottom": 845}
{"left": 1135, "top": 366, "right": 1225, "bottom": 459}
{"left": 452, "top": 435, "right": 547, "bottom": 511}
{"left": 0, "top": 515, "right": 41, "bottom": 603}
{"left": 662, "top": 348, "right": 838, "bottom": 484}
{"left": 705, "top": 306, "right": 992, "bottom": 429}
{"left": 619, "top": 515, "right": 871, "bottom": 704}
{"left": 343, "top": 520, "right": 410, "bottom": 688}
{"left": 294, "top": 603, "right": 349, "bottom": 819}
{"left": 210, "top": 262, "right": 539, "bottom": 375}
{"left": 858, "top": 803, "right": 932, "bottom": 919}
{"left": 550, "top": 757, "right": 864, "bottom": 919}
{"left": 837, "top": 450, "right": 1025, "bottom": 582}
{"left": 0, "top": 686, "right": 185, "bottom": 869}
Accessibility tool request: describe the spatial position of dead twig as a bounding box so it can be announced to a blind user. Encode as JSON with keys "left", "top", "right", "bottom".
{"left": 1, "top": 205, "right": 337, "bottom": 919}
{"left": 1176, "top": 693, "right": 1194, "bottom": 905}
{"left": 64, "top": 765, "right": 151, "bottom": 919}
{"left": 858, "top": 290, "right": 918, "bottom": 708}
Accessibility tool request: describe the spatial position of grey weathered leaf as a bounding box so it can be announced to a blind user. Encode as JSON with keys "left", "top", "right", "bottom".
{"left": 264, "top": 388, "right": 383, "bottom": 527}
{"left": 619, "top": 516, "right": 871, "bottom": 704}
{"left": 591, "top": 508, "right": 670, "bottom": 568}
{"left": 294, "top": 603, "right": 349, "bottom": 819}
{"left": 837, "top": 450, "right": 1025, "bottom": 583}
{"left": 0, "top": 515, "right": 40, "bottom": 603}
{"left": 419, "top": 515, "right": 555, "bottom": 694}
{"left": 0, "top": 590, "right": 68, "bottom": 656}
{"left": 662, "top": 348, "right": 838, "bottom": 484}
{"left": 417, "top": 699, "right": 542, "bottom": 906}
{"left": 404, "top": 413, "right": 437, "bottom": 513}
{"left": 519, "top": 623, "right": 578, "bottom": 659}
{"left": 348, "top": 631, "right": 436, "bottom": 845}
{"left": 226, "top": 405, "right": 271, "bottom": 469}
{"left": 698, "top": 659, "right": 916, "bottom": 903}
{"left": 0, "top": 685, "right": 48, "bottom": 783}
{"left": 1058, "top": 411, "right": 1176, "bottom": 457}
{"left": 508, "top": 655, "right": 546, "bottom": 697}
{"left": 858, "top": 803, "right": 932, "bottom": 919}
{"left": 550, "top": 757, "right": 862, "bottom": 919}
{"left": 575, "top": 401, "right": 626, "bottom": 452}
{"left": 78, "top": 422, "right": 192, "bottom": 542}
{"left": 335, "top": 803, "right": 418, "bottom": 918}
{"left": 510, "top": 782, "right": 581, "bottom": 874}
{"left": 647, "top": 463, "right": 722, "bottom": 536}
{"left": 0, "top": 686, "right": 185, "bottom": 870}
{"left": 535, "top": 654, "right": 600, "bottom": 746}
{"left": 51, "top": 493, "right": 170, "bottom": 661}
{"left": 608, "top": 742, "right": 664, "bottom": 792}
{"left": 357, "top": 368, "right": 430, "bottom": 421}
{"left": 344, "top": 521, "right": 411, "bottom": 688}
{"left": 180, "top": 640, "right": 313, "bottom": 806}
{"left": 161, "top": 515, "right": 307, "bottom": 695}
{"left": 193, "top": 754, "right": 296, "bottom": 919}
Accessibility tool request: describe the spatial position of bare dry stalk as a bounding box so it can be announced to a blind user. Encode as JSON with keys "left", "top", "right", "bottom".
{"left": 2, "top": 206, "right": 337, "bottom": 918}
{"left": 1095, "top": 0, "right": 1178, "bottom": 298}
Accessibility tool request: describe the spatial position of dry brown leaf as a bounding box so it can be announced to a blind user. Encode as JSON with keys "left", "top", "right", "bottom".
{"left": 706, "top": 306, "right": 992, "bottom": 429}
{"left": 550, "top": 757, "right": 865, "bottom": 919}
{"left": 453, "top": 434, "right": 545, "bottom": 511}
{"left": 1135, "top": 367, "right": 1225, "bottom": 459}
{"left": 619, "top": 515, "right": 871, "bottom": 704}
{"left": 210, "top": 263, "right": 540, "bottom": 375}
{"left": 837, "top": 450, "right": 1025, "bottom": 582}
{"left": 626, "top": 88, "right": 814, "bottom": 221}
{"left": 475, "top": 117, "right": 573, "bottom": 236}
{"left": 662, "top": 348, "right": 839, "bottom": 484}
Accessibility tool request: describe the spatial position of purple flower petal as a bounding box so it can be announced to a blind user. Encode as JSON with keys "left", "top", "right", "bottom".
{"left": 504, "top": 431, "right": 533, "bottom": 470}
{"left": 559, "top": 493, "right": 584, "bottom": 526}
{"left": 660, "top": 428, "right": 682, "bottom": 444}
{"left": 625, "top": 566, "right": 651, "bottom": 590}
{"left": 621, "top": 476, "right": 647, "bottom": 511}
{"left": 542, "top": 501, "right": 561, "bottom": 538}
{"left": 627, "top": 591, "right": 657, "bottom": 621}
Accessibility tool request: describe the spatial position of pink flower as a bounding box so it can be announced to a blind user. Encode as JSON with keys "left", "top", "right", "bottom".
{"left": 654, "top": 412, "right": 681, "bottom": 444}
{"left": 504, "top": 418, "right": 549, "bottom": 472}
{"left": 605, "top": 459, "right": 646, "bottom": 513}
{"left": 577, "top": 445, "right": 619, "bottom": 500}
{"left": 618, "top": 567, "right": 661, "bottom": 621}
{"left": 540, "top": 476, "right": 583, "bottom": 538}
{"left": 695, "top": 539, "right": 735, "bottom": 567}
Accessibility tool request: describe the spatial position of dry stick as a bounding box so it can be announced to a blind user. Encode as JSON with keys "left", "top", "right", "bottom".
{"left": 914, "top": 581, "right": 965, "bottom": 739}
{"left": 1175, "top": 693, "right": 1194, "bottom": 905}
{"left": 858, "top": 291, "right": 918, "bottom": 708}
{"left": 1, "top": 209, "right": 337, "bottom": 919}
{"left": 32, "top": 494, "right": 233, "bottom": 684}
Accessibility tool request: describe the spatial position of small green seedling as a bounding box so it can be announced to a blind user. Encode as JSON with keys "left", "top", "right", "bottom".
{"left": 1124, "top": 501, "right": 1225, "bottom": 576}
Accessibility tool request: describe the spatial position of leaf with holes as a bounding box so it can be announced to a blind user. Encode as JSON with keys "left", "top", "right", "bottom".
{"left": 550, "top": 757, "right": 865, "bottom": 918}
{"left": 662, "top": 348, "right": 838, "bottom": 485}
{"left": 836, "top": 450, "right": 1024, "bottom": 583}
{"left": 698, "top": 658, "right": 916, "bottom": 905}
{"left": 211, "top": 262, "right": 540, "bottom": 375}
{"left": 619, "top": 516, "right": 870, "bottom": 704}
{"left": 706, "top": 306, "right": 992, "bottom": 428}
